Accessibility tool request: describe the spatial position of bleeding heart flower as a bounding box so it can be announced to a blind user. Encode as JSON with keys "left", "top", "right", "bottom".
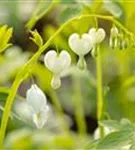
{"left": 44, "top": 50, "right": 71, "bottom": 89}
{"left": 68, "top": 33, "right": 93, "bottom": 70}
{"left": 88, "top": 28, "right": 106, "bottom": 45}
{"left": 68, "top": 33, "right": 93, "bottom": 56}
{"left": 26, "top": 84, "right": 49, "bottom": 129}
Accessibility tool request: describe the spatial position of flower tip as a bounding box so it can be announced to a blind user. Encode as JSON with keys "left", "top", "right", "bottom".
{"left": 33, "top": 113, "right": 46, "bottom": 129}
{"left": 51, "top": 75, "right": 61, "bottom": 89}
{"left": 77, "top": 56, "right": 87, "bottom": 70}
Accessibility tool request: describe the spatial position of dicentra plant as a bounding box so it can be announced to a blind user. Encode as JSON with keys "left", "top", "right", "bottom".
{"left": 0, "top": 0, "right": 135, "bottom": 149}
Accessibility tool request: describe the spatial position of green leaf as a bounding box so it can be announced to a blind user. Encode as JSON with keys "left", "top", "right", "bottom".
{"left": 96, "top": 130, "right": 133, "bottom": 149}
{"left": 57, "top": 5, "right": 82, "bottom": 24}
{"left": 99, "top": 120, "right": 121, "bottom": 130}
{"left": 30, "top": 30, "right": 43, "bottom": 47}
{"left": 0, "top": 87, "right": 25, "bottom": 101}
{"left": 60, "top": 0, "right": 76, "bottom": 5}
{"left": 103, "top": 0, "right": 124, "bottom": 18}
{"left": 85, "top": 140, "right": 99, "bottom": 150}
{"left": 0, "top": 25, "right": 13, "bottom": 53}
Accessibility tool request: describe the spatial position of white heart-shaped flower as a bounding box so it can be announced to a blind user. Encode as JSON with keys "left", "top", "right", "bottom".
{"left": 26, "top": 84, "right": 47, "bottom": 113}
{"left": 44, "top": 50, "right": 71, "bottom": 75}
{"left": 68, "top": 33, "right": 93, "bottom": 56}
{"left": 89, "top": 28, "right": 106, "bottom": 44}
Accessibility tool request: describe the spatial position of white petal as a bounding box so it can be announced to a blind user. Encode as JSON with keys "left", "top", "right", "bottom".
{"left": 68, "top": 33, "right": 93, "bottom": 56}
{"left": 89, "top": 28, "right": 106, "bottom": 44}
{"left": 68, "top": 33, "right": 79, "bottom": 55}
{"left": 96, "top": 28, "right": 106, "bottom": 43}
{"left": 44, "top": 50, "right": 71, "bottom": 75}
{"left": 88, "top": 28, "right": 97, "bottom": 37}
{"left": 26, "top": 84, "right": 47, "bottom": 113}
{"left": 44, "top": 50, "right": 57, "bottom": 72}
{"left": 59, "top": 50, "right": 71, "bottom": 69}
{"left": 33, "top": 105, "right": 49, "bottom": 129}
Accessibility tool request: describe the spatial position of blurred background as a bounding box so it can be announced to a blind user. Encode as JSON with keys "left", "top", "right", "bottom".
{"left": 0, "top": 0, "right": 135, "bottom": 149}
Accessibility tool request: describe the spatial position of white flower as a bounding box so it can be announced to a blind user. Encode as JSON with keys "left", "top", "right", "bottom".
{"left": 44, "top": 50, "right": 71, "bottom": 89}
{"left": 44, "top": 50, "right": 71, "bottom": 75}
{"left": 68, "top": 33, "right": 93, "bottom": 56}
{"left": 27, "top": 84, "right": 47, "bottom": 113}
{"left": 26, "top": 84, "right": 49, "bottom": 129}
{"left": 88, "top": 28, "right": 106, "bottom": 45}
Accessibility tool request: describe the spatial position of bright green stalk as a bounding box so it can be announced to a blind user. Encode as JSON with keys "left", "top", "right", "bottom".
{"left": 96, "top": 45, "right": 104, "bottom": 138}
{"left": 48, "top": 90, "right": 69, "bottom": 134}
{"left": 0, "top": 14, "right": 133, "bottom": 148}
{"left": 72, "top": 77, "right": 87, "bottom": 135}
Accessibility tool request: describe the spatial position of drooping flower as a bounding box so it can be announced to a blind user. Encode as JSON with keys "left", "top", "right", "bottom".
{"left": 44, "top": 50, "right": 71, "bottom": 89}
{"left": 109, "top": 26, "right": 119, "bottom": 49}
{"left": 68, "top": 33, "right": 93, "bottom": 56}
{"left": 88, "top": 28, "right": 106, "bottom": 57}
{"left": 26, "top": 84, "right": 49, "bottom": 129}
{"left": 88, "top": 28, "right": 106, "bottom": 45}
{"left": 68, "top": 33, "right": 93, "bottom": 69}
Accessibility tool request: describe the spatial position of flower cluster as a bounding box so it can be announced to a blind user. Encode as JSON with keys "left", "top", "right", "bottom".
{"left": 109, "top": 26, "right": 128, "bottom": 50}
{"left": 44, "top": 27, "right": 106, "bottom": 89}
{"left": 26, "top": 25, "right": 131, "bottom": 129}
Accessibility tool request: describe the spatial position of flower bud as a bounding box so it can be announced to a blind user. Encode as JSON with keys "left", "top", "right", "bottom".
{"left": 109, "top": 37, "right": 113, "bottom": 49}
{"left": 110, "top": 27, "right": 119, "bottom": 38}
{"left": 114, "top": 38, "right": 119, "bottom": 49}
{"left": 88, "top": 28, "right": 106, "bottom": 45}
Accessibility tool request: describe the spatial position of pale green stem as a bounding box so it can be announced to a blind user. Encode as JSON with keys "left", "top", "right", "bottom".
{"left": 72, "top": 77, "right": 87, "bottom": 135}
{"left": 48, "top": 90, "right": 69, "bottom": 134}
{"left": 0, "top": 74, "right": 25, "bottom": 148}
{"left": 0, "top": 14, "right": 133, "bottom": 148}
{"left": 96, "top": 45, "right": 104, "bottom": 138}
{"left": 26, "top": 0, "right": 57, "bottom": 30}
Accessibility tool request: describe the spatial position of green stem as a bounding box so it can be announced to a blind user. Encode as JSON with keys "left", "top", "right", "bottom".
{"left": 72, "top": 77, "right": 87, "bottom": 135}
{"left": 48, "top": 90, "right": 69, "bottom": 134}
{"left": 26, "top": 0, "right": 57, "bottom": 30}
{"left": 96, "top": 45, "right": 104, "bottom": 138}
{"left": 0, "top": 74, "right": 25, "bottom": 148}
{"left": 0, "top": 14, "right": 133, "bottom": 147}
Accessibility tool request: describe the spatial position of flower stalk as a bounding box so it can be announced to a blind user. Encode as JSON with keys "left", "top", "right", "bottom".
{"left": 96, "top": 45, "right": 104, "bottom": 138}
